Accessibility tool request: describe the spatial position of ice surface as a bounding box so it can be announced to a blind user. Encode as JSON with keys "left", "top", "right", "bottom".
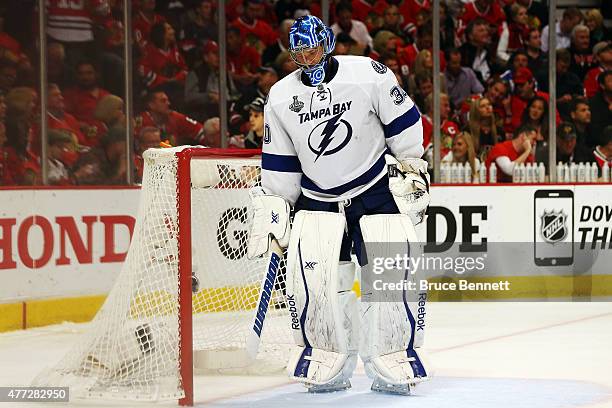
{"left": 1, "top": 302, "right": 611, "bottom": 407}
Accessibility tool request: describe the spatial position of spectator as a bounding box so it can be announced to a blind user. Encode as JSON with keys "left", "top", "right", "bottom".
{"left": 399, "top": 24, "right": 442, "bottom": 71}
{"left": 460, "top": 18, "right": 494, "bottom": 84}
{"left": 412, "top": 72, "right": 433, "bottom": 113}
{"left": 201, "top": 116, "right": 221, "bottom": 147}
{"left": 47, "top": 42, "right": 71, "bottom": 89}
{"left": 439, "top": 2, "right": 457, "bottom": 50}
{"left": 458, "top": 0, "right": 506, "bottom": 42}
{"left": 180, "top": 0, "right": 218, "bottom": 66}
{"left": 467, "top": 96, "right": 500, "bottom": 155}
{"left": 554, "top": 122, "right": 593, "bottom": 166}
{"left": 227, "top": 26, "right": 261, "bottom": 89}
{"left": 409, "top": 49, "right": 446, "bottom": 96}
{"left": 46, "top": 0, "right": 109, "bottom": 65}
{"left": 497, "top": 3, "right": 530, "bottom": 64}
{"left": 274, "top": 0, "right": 310, "bottom": 22}
{"left": 516, "top": 0, "right": 548, "bottom": 29}
{"left": 236, "top": 65, "right": 278, "bottom": 120}
{"left": 372, "top": 31, "right": 401, "bottom": 61}
{"left": 0, "top": 121, "right": 19, "bottom": 185}
{"left": 243, "top": 97, "right": 265, "bottom": 149}
{"left": 138, "top": 21, "right": 188, "bottom": 106}
{"left": 584, "top": 43, "right": 612, "bottom": 99}
{"left": 537, "top": 49, "right": 582, "bottom": 120}
{"left": 484, "top": 79, "right": 511, "bottom": 131}
{"left": 98, "top": 126, "right": 128, "bottom": 184}
{"left": 134, "top": 126, "right": 162, "bottom": 183}
{"left": 133, "top": 0, "right": 166, "bottom": 51}
{"left": 382, "top": 55, "right": 410, "bottom": 91}
{"left": 0, "top": 7, "right": 31, "bottom": 72}
{"left": 331, "top": 1, "right": 373, "bottom": 51}
{"left": 485, "top": 124, "right": 536, "bottom": 182}
{"left": 46, "top": 83, "right": 87, "bottom": 146}
{"left": 231, "top": 0, "right": 278, "bottom": 52}
{"left": 593, "top": 126, "right": 612, "bottom": 171}
{"left": 584, "top": 9, "right": 609, "bottom": 48}
{"left": 399, "top": 0, "right": 431, "bottom": 30}
{"left": 525, "top": 28, "right": 547, "bottom": 76}
{"left": 262, "top": 19, "right": 294, "bottom": 66}
{"left": 0, "top": 58, "right": 17, "bottom": 94}
{"left": 442, "top": 131, "right": 480, "bottom": 179}
{"left": 371, "top": 5, "right": 411, "bottom": 44}
{"left": 5, "top": 87, "right": 40, "bottom": 184}
{"left": 93, "top": 94, "right": 126, "bottom": 142}
{"left": 510, "top": 67, "right": 552, "bottom": 130}
{"left": 500, "top": 49, "right": 529, "bottom": 92}
{"left": 47, "top": 129, "right": 79, "bottom": 185}
{"left": 94, "top": 6, "right": 125, "bottom": 96}
{"left": 520, "top": 95, "right": 549, "bottom": 144}
{"left": 185, "top": 40, "right": 240, "bottom": 122}
{"left": 348, "top": 0, "right": 388, "bottom": 25}
{"left": 569, "top": 24, "right": 596, "bottom": 81}
{"left": 422, "top": 92, "right": 459, "bottom": 168}
{"left": 275, "top": 51, "right": 298, "bottom": 78}
{"left": 63, "top": 61, "right": 111, "bottom": 125}
{"left": 445, "top": 48, "right": 484, "bottom": 109}
{"left": 334, "top": 32, "right": 359, "bottom": 56}
{"left": 569, "top": 97, "right": 595, "bottom": 148}
{"left": 588, "top": 71, "right": 612, "bottom": 147}
{"left": 136, "top": 91, "right": 204, "bottom": 146}
{"left": 541, "top": 7, "right": 582, "bottom": 53}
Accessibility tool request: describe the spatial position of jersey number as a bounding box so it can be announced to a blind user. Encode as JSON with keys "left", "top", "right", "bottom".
{"left": 390, "top": 86, "right": 407, "bottom": 106}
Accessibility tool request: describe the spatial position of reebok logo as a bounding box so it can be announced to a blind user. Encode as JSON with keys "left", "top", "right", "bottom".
{"left": 416, "top": 292, "right": 427, "bottom": 331}
{"left": 287, "top": 294, "right": 300, "bottom": 330}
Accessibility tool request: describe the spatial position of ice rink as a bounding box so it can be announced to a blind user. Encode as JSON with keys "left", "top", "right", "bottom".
{"left": 1, "top": 302, "right": 611, "bottom": 407}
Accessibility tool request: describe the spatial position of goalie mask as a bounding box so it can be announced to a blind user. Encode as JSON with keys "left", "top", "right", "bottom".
{"left": 288, "top": 15, "right": 336, "bottom": 86}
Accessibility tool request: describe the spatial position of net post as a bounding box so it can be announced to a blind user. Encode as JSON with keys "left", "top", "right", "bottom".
{"left": 177, "top": 149, "right": 194, "bottom": 406}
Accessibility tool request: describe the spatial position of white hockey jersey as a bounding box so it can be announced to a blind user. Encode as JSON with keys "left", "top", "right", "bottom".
{"left": 262, "top": 56, "right": 424, "bottom": 204}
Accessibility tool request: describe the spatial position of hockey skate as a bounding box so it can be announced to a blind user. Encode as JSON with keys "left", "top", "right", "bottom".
{"left": 370, "top": 376, "right": 413, "bottom": 396}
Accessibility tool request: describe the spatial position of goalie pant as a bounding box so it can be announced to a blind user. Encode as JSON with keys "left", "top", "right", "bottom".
{"left": 290, "top": 174, "right": 429, "bottom": 389}
{"left": 293, "top": 175, "right": 397, "bottom": 267}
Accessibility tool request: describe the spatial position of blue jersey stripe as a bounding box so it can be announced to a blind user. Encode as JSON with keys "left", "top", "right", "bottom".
{"left": 262, "top": 152, "right": 302, "bottom": 173}
{"left": 301, "top": 150, "right": 388, "bottom": 196}
{"left": 383, "top": 105, "right": 421, "bottom": 139}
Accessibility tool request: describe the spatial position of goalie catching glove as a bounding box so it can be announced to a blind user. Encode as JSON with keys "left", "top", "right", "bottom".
{"left": 385, "top": 155, "right": 430, "bottom": 226}
{"left": 247, "top": 187, "right": 291, "bottom": 259}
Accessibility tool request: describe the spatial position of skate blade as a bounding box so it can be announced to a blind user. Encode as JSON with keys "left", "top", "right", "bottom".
{"left": 370, "top": 378, "right": 412, "bottom": 396}
{"left": 306, "top": 379, "right": 351, "bottom": 393}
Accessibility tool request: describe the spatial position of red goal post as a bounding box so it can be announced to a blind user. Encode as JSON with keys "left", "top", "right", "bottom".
{"left": 176, "top": 148, "right": 262, "bottom": 406}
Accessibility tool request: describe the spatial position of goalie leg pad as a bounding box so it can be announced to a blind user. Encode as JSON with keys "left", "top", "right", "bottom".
{"left": 358, "top": 214, "right": 431, "bottom": 389}
{"left": 286, "top": 211, "right": 359, "bottom": 388}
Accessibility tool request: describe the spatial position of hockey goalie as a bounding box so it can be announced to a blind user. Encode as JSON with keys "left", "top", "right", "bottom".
{"left": 247, "top": 16, "right": 431, "bottom": 395}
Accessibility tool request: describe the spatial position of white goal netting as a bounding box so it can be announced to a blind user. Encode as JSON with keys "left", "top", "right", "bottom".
{"left": 33, "top": 147, "right": 292, "bottom": 402}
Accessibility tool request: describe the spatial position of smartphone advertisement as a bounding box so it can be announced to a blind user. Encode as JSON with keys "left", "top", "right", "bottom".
{"left": 533, "top": 190, "right": 574, "bottom": 266}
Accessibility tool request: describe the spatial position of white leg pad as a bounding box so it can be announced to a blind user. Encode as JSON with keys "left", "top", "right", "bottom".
{"left": 359, "top": 214, "right": 431, "bottom": 388}
{"left": 285, "top": 211, "right": 358, "bottom": 388}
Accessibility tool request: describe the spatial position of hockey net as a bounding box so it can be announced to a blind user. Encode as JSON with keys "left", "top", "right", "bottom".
{"left": 33, "top": 147, "right": 292, "bottom": 405}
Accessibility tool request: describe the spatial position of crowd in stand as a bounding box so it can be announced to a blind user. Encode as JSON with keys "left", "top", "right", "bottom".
{"left": 0, "top": 0, "right": 610, "bottom": 185}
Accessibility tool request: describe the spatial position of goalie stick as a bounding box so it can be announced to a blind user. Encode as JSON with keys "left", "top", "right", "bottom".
{"left": 246, "top": 238, "right": 283, "bottom": 359}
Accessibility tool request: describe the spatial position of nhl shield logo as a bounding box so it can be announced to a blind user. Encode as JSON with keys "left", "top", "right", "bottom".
{"left": 289, "top": 96, "right": 304, "bottom": 113}
{"left": 540, "top": 210, "right": 568, "bottom": 243}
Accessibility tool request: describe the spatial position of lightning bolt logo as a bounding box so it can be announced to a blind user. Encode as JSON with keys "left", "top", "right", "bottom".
{"left": 308, "top": 112, "right": 352, "bottom": 161}
{"left": 316, "top": 113, "right": 342, "bottom": 161}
